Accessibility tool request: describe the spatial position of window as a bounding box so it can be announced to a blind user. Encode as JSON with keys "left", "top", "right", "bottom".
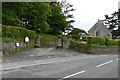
{"left": 96, "top": 29, "right": 101, "bottom": 36}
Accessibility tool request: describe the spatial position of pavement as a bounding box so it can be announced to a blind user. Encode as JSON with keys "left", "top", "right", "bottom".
{"left": 1, "top": 46, "right": 119, "bottom": 79}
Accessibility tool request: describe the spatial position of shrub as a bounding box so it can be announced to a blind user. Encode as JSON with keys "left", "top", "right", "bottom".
{"left": 34, "top": 44, "right": 40, "bottom": 48}
{"left": 70, "top": 40, "right": 91, "bottom": 54}
{"left": 2, "top": 25, "right": 37, "bottom": 39}
{"left": 87, "top": 36, "right": 120, "bottom": 47}
{"left": 87, "top": 37, "right": 92, "bottom": 45}
{"left": 104, "top": 37, "right": 110, "bottom": 46}
{"left": 87, "top": 37, "right": 108, "bottom": 46}
{"left": 109, "top": 39, "right": 120, "bottom": 46}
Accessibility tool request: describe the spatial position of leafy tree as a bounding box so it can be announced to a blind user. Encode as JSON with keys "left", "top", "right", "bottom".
{"left": 69, "top": 28, "right": 87, "bottom": 35}
{"left": 2, "top": 2, "right": 75, "bottom": 35}
{"left": 69, "top": 28, "right": 87, "bottom": 40}
{"left": 103, "top": 9, "right": 120, "bottom": 39}
{"left": 58, "top": 0, "right": 76, "bottom": 29}
{"left": 2, "top": 2, "right": 51, "bottom": 33}
{"left": 2, "top": 2, "right": 21, "bottom": 27}
{"left": 47, "top": 3, "right": 68, "bottom": 35}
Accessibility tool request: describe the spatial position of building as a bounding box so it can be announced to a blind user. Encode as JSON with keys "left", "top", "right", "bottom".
{"left": 88, "top": 20, "right": 112, "bottom": 38}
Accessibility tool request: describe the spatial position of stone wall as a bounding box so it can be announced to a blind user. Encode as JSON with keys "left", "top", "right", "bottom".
{"left": 90, "top": 47, "right": 119, "bottom": 54}
{"left": 2, "top": 39, "right": 58, "bottom": 56}
{"left": 70, "top": 40, "right": 119, "bottom": 54}
{"left": 2, "top": 39, "right": 35, "bottom": 56}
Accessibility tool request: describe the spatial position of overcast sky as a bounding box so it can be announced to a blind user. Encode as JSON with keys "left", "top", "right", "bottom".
{"left": 66, "top": 0, "right": 120, "bottom": 32}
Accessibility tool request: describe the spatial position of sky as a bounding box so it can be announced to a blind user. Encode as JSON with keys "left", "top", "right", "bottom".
{"left": 66, "top": 0, "right": 120, "bottom": 32}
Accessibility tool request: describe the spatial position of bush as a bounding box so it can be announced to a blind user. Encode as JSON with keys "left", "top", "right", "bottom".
{"left": 109, "top": 39, "right": 120, "bottom": 46}
{"left": 87, "top": 36, "right": 120, "bottom": 47}
{"left": 2, "top": 25, "right": 37, "bottom": 39}
{"left": 70, "top": 40, "right": 91, "bottom": 54}
{"left": 104, "top": 37, "right": 110, "bottom": 46}
{"left": 87, "top": 37, "right": 108, "bottom": 46}
{"left": 34, "top": 44, "right": 40, "bottom": 48}
{"left": 40, "top": 34, "right": 57, "bottom": 42}
{"left": 87, "top": 37, "right": 92, "bottom": 45}
{"left": 71, "top": 35, "right": 79, "bottom": 41}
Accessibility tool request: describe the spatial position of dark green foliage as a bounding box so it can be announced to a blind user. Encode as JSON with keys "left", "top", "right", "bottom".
{"left": 47, "top": 4, "right": 68, "bottom": 35}
{"left": 87, "top": 37, "right": 92, "bottom": 45}
{"left": 2, "top": 25, "right": 36, "bottom": 38}
{"left": 70, "top": 40, "right": 91, "bottom": 54}
{"left": 2, "top": 2, "right": 71, "bottom": 35}
{"left": 69, "top": 28, "right": 87, "bottom": 40}
{"left": 104, "top": 37, "right": 110, "bottom": 46}
{"left": 34, "top": 44, "right": 40, "bottom": 48}
{"left": 87, "top": 37, "right": 120, "bottom": 46}
{"left": 71, "top": 35, "right": 79, "bottom": 41}
{"left": 2, "top": 2, "right": 51, "bottom": 33}
{"left": 87, "top": 37, "right": 106, "bottom": 46}
{"left": 58, "top": 1, "right": 76, "bottom": 28}
{"left": 2, "top": 8, "right": 21, "bottom": 27}
{"left": 109, "top": 39, "right": 120, "bottom": 46}
{"left": 70, "top": 40, "right": 118, "bottom": 54}
{"left": 103, "top": 9, "right": 120, "bottom": 39}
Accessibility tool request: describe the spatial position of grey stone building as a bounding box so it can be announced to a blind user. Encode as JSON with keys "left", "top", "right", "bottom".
{"left": 88, "top": 20, "right": 112, "bottom": 38}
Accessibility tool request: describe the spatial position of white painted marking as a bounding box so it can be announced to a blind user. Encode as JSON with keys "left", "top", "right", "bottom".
{"left": 62, "top": 70, "right": 85, "bottom": 79}
{"left": 2, "top": 56, "right": 94, "bottom": 71}
{"left": 97, "top": 60, "right": 113, "bottom": 68}
{"left": 116, "top": 59, "right": 120, "bottom": 61}
{"left": 29, "top": 55, "right": 34, "bottom": 57}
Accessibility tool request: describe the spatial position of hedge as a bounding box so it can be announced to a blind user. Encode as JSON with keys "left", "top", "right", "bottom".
{"left": 87, "top": 37, "right": 106, "bottom": 45}
{"left": 87, "top": 37, "right": 120, "bottom": 46}
{"left": 70, "top": 40, "right": 119, "bottom": 54}
{"left": 70, "top": 40, "right": 91, "bottom": 54}
{"left": 2, "top": 25, "right": 37, "bottom": 39}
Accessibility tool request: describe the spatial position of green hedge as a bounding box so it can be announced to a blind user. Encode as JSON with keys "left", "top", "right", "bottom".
{"left": 70, "top": 40, "right": 119, "bottom": 54}
{"left": 2, "top": 25, "right": 37, "bottom": 39}
{"left": 87, "top": 36, "right": 120, "bottom": 46}
{"left": 40, "top": 34, "right": 57, "bottom": 42}
{"left": 70, "top": 40, "right": 91, "bottom": 54}
{"left": 109, "top": 39, "right": 120, "bottom": 46}
{"left": 87, "top": 37, "right": 106, "bottom": 45}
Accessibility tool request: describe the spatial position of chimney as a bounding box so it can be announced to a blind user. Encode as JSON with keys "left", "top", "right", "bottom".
{"left": 98, "top": 19, "right": 100, "bottom": 21}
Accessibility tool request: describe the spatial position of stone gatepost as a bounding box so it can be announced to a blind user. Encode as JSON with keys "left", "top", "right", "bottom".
{"left": 35, "top": 36, "right": 41, "bottom": 48}
{"left": 67, "top": 35, "right": 71, "bottom": 48}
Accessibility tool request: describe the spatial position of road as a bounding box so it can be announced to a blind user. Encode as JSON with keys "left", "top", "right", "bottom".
{"left": 1, "top": 48, "right": 119, "bottom": 80}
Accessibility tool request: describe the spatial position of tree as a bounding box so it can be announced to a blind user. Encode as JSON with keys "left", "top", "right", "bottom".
{"left": 2, "top": 2, "right": 74, "bottom": 35}
{"left": 69, "top": 28, "right": 87, "bottom": 40}
{"left": 103, "top": 9, "right": 120, "bottom": 39}
{"left": 2, "top": 2, "right": 51, "bottom": 33}
{"left": 47, "top": 2, "right": 68, "bottom": 35}
{"left": 2, "top": 2, "right": 21, "bottom": 27}
{"left": 58, "top": 0, "right": 76, "bottom": 29}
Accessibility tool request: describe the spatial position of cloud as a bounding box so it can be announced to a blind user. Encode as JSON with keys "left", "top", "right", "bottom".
{"left": 66, "top": 0, "right": 119, "bottom": 32}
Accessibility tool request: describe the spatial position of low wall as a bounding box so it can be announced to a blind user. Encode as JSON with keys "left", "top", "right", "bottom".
{"left": 70, "top": 40, "right": 119, "bottom": 54}
{"left": 90, "top": 47, "right": 118, "bottom": 54}
{"left": 2, "top": 39, "right": 58, "bottom": 56}
{"left": 2, "top": 39, "right": 35, "bottom": 56}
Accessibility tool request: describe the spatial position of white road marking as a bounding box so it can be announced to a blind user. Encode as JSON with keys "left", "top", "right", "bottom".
{"left": 2, "top": 56, "right": 94, "bottom": 71}
{"left": 97, "top": 60, "right": 113, "bottom": 68}
{"left": 61, "top": 70, "right": 85, "bottom": 79}
{"left": 116, "top": 59, "right": 120, "bottom": 61}
{"left": 2, "top": 54, "right": 110, "bottom": 71}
